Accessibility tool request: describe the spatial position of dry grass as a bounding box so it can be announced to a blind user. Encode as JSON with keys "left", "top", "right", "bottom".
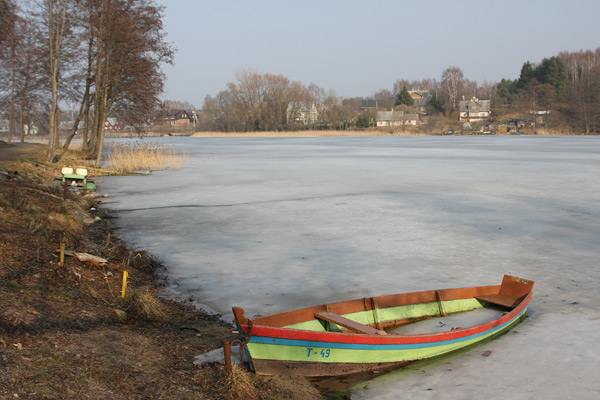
{"left": 105, "top": 141, "right": 188, "bottom": 172}
{"left": 190, "top": 129, "right": 426, "bottom": 138}
{"left": 533, "top": 127, "right": 581, "bottom": 135}
{"left": 211, "top": 363, "right": 324, "bottom": 400}
{"left": 0, "top": 143, "right": 327, "bottom": 400}
{"left": 122, "top": 286, "right": 167, "bottom": 320}
{"left": 225, "top": 364, "right": 259, "bottom": 400}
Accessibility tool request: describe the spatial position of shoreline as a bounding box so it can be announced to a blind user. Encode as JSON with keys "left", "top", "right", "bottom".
{"left": 0, "top": 141, "right": 325, "bottom": 399}
{"left": 0, "top": 129, "right": 596, "bottom": 146}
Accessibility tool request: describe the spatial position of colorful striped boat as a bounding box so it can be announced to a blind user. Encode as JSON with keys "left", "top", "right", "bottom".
{"left": 232, "top": 275, "right": 534, "bottom": 376}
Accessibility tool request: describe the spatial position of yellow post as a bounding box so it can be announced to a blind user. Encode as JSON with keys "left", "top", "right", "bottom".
{"left": 59, "top": 232, "right": 66, "bottom": 265}
{"left": 121, "top": 270, "right": 129, "bottom": 299}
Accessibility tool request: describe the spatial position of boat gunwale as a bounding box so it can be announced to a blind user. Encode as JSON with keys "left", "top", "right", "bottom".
{"left": 244, "top": 284, "right": 503, "bottom": 327}
{"left": 236, "top": 292, "right": 533, "bottom": 345}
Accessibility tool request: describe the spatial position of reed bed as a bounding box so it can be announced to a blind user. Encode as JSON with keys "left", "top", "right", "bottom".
{"left": 532, "top": 128, "right": 584, "bottom": 135}
{"left": 190, "top": 129, "right": 428, "bottom": 137}
{"left": 105, "top": 141, "right": 188, "bottom": 172}
{"left": 190, "top": 129, "right": 594, "bottom": 138}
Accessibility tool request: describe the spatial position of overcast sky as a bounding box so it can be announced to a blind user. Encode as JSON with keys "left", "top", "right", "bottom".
{"left": 159, "top": 0, "right": 600, "bottom": 107}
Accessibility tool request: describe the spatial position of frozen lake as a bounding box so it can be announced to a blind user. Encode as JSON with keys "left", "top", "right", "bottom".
{"left": 100, "top": 136, "right": 600, "bottom": 399}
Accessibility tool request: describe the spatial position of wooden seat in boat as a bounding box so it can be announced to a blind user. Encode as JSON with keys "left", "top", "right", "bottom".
{"left": 476, "top": 294, "right": 522, "bottom": 308}
{"left": 314, "top": 311, "right": 385, "bottom": 335}
{"left": 476, "top": 275, "right": 534, "bottom": 308}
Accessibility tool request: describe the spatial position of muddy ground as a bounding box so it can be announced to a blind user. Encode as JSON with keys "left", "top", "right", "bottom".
{"left": 0, "top": 141, "right": 324, "bottom": 399}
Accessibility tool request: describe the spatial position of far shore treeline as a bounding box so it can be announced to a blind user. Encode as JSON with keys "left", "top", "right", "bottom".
{"left": 193, "top": 54, "right": 599, "bottom": 135}
{"left": 1, "top": 1, "right": 600, "bottom": 168}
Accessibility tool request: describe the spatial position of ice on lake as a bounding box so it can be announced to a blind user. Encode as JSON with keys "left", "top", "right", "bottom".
{"left": 100, "top": 136, "right": 600, "bottom": 399}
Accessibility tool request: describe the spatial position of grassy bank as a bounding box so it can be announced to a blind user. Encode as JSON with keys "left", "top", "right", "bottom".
{"left": 0, "top": 141, "right": 323, "bottom": 399}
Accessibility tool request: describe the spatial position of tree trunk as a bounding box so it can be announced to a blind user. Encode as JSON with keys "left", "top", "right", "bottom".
{"left": 82, "top": 97, "right": 91, "bottom": 152}
{"left": 63, "top": 90, "right": 89, "bottom": 150}
{"left": 46, "top": 0, "right": 68, "bottom": 163}
{"left": 18, "top": 47, "right": 32, "bottom": 143}
{"left": 64, "top": 23, "right": 95, "bottom": 151}
{"left": 8, "top": 41, "right": 17, "bottom": 143}
{"left": 94, "top": 45, "right": 111, "bottom": 167}
{"left": 18, "top": 90, "right": 28, "bottom": 143}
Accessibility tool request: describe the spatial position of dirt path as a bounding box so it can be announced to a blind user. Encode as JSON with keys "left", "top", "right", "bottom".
{"left": 0, "top": 141, "right": 44, "bottom": 161}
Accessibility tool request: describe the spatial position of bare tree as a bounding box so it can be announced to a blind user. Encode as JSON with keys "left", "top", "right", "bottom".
{"left": 216, "top": 70, "right": 313, "bottom": 132}
{"left": 261, "top": 73, "right": 292, "bottom": 131}
{"left": 307, "top": 83, "right": 327, "bottom": 109}
{"left": 36, "top": 0, "right": 74, "bottom": 161}
{"left": 0, "top": 0, "right": 17, "bottom": 45}
{"left": 331, "top": 97, "right": 361, "bottom": 130}
{"left": 393, "top": 79, "right": 441, "bottom": 97}
{"left": 263, "top": 74, "right": 310, "bottom": 131}
{"left": 163, "top": 100, "right": 196, "bottom": 111}
{"left": 0, "top": 0, "right": 19, "bottom": 142}
{"left": 79, "top": 0, "right": 173, "bottom": 165}
{"left": 229, "top": 69, "right": 267, "bottom": 131}
{"left": 4, "top": 0, "right": 171, "bottom": 163}
{"left": 197, "top": 95, "right": 219, "bottom": 131}
{"left": 476, "top": 80, "right": 496, "bottom": 103}
{"left": 15, "top": 17, "right": 45, "bottom": 142}
{"left": 419, "top": 78, "right": 440, "bottom": 94}
{"left": 373, "top": 88, "right": 394, "bottom": 109}
{"left": 217, "top": 89, "right": 244, "bottom": 132}
{"left": 3, "top": 10, "right": 19, "bottom": 142}
{"left": 62, "top": 1, "right": 94, "bottom": 151}
{"left": 561, "top": 48, "right": 600, "bottom": 133}
{"left": 441, "top": 66, "right": 465, "bottom": 111}
{"left": 321, "top": 94, "right": 342, "bottom": 128}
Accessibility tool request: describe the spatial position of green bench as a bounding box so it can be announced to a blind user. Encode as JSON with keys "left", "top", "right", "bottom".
{"left": 52, "top": 167, "right": 96, "bottom": 191}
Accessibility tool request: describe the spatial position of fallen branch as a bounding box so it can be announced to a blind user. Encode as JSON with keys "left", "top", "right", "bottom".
{"left": 61, "top": 250, "right": 108, "bottom": 266}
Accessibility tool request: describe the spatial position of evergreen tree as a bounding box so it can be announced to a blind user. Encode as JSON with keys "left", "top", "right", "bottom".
{"left": 426, "top": 94, "right": 444, "bottom": 115}
{"left": 536, "top": 56, "right": 568, "bottom": 96}
{"left": 394, "top": 86, "right": 414, "bottom": 107}
{"left": 517, "top": 62, "right": 535, "bottom": 89}
{"left": 496, "top": 79, "right": 517, "bottom": 104}
{"left": 356, "top": 115, "right": 370, "bottom": 128}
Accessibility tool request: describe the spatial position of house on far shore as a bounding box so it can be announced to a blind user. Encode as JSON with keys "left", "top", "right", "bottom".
{"left": 459, "top": 98, "right": 491, "bottom": 122}
{"left": 104, "top": 117, "right": 125, "bottom": 132}
{"left": 376, "top": 110, "right": 420, "bottom": 127}
{"left": 58, "top": 118, "right": 125, "bottom": 133}
{"left": 409, "top": 90, "right": 432, "bottom": 114}
{"left": 0, "top": 119, "right": 39, "bottom": 135}
{"left": 159, "top": 109, "right": 197, "bottom": 128}
{"left": 287, "top": 103, "right": 319, "bottom": 126}
{"left": 359, "top": 99, "right": 381, "bottom": 111}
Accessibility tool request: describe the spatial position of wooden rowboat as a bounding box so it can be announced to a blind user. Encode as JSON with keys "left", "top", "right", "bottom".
{"left": 232, "top": 275, "right": 534, "bottom": 377}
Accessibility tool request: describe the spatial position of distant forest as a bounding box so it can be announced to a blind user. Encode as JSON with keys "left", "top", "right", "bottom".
{"left": 1, "top": 0, "right": 599, "bottom": 160}
{"left": 195, "top": 50, "right": 600, "bottom": 134}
